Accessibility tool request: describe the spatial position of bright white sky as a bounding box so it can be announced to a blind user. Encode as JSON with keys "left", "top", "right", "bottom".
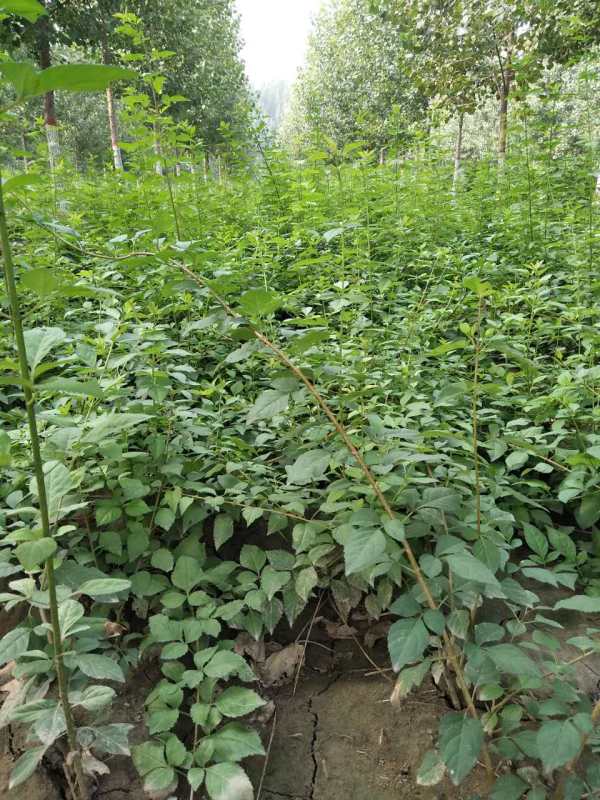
{"left": 236, "top": 0, "right": 323, "bottom": 87}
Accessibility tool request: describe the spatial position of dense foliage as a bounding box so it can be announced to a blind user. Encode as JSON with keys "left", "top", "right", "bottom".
{"left": 2, "top": 1, "right": 600, "bottom": 800}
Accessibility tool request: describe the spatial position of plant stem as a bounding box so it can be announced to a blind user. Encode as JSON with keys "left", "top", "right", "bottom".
{"left": 472, "top": 297, "right": 483, "bottom": 538}
{"left": 0, "top": 174, "right": 87, "bottom": 800}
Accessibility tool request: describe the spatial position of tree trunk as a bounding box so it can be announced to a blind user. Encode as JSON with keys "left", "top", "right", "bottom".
{"left": 102, "top": 46, "right": 123, "bottom": 171}
{"left": 21, "top": 131, "right": 28, "bottom": 173}
{"left": 498, "top": 70, "right": 513, "bottom": 161}
{"left": 153, "top": 122, "right": 164, "bottom": 175}
{"left": 452, "top": 112, "right": 465, "bottom": 194}
{"left": 106, "top": 85, "right": 123, "bottom": 170}
{"left": 596, "top": 173, "right": 600, "bottom": 196}
{"left": 203, "top": 152, "right": 209, "bottom": 182}
{"left": 39, "top": 38, "right": 60, "bottom": 172}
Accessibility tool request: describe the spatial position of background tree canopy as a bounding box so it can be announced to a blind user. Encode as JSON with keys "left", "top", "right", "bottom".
{"left": 2, "top": 2, "right": 600, "bottom": 800}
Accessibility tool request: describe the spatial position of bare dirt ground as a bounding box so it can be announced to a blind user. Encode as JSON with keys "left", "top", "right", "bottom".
{"left": 2, "top": 591, "right": 600, "bottom": 799}
{"left": 2, "top": 640, "right": 487, "bottom": 800}
{"left": 245, "top": 670, "right": 487, "bottom": 800}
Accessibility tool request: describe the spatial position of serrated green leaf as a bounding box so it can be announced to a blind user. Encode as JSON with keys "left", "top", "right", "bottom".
{"left": 24, "top": 327, "right": 66, "bottom": 372}
{"left": 9, "top": 746, "right": 46, "bottom": 789}
{"left": 247, "top": 389, "right": 289, "bottom": 423}
{"left": 172, "top": 555, "right": 201, "bottom": 593}
{"left": 416, "top": 750, "right": 446, "bottom": 786}
{"left": 0, "top": 627, "right": 30, "bottom": 664}
{"left": 553, "top": 595, "right": 600, "bottom": 613}
{"left": 491, "top": 773, "right": 528, "bottom": 800}
{"left": 344, "top": 527, "right": 386, "bottom": 575}
{"left": 445, "top": 551, "right": 501, "bottom": 589}
{"left": 537, "top": 719, "right": 582, "bottom": 771}
{"left": 151, "top": 548, "right": 174, "bottom": 572}
{"left": 77, "top": 654, "right": 124, "bottom": 683}
{"left": 15, "top": 538, "right": 57, "bottom": 571}
{"left": 205, "top": 651, "right": 249, "bottom": 679}
{"left": 205, "top": 762, "right": 254, "bottom": 800}
{"left": 216, "top": 687, "right": 265, "bottom": 718}
{"left": 40, "top": 65, "right": 135, "bottom": 93}
{"left": 239, "top": 288, "right": 282, "bottom": 318}
{"left": 78, "top": 578, "right": 130, "bottom": 597}
{"left": 487, "top": 644, "right": 541, "bottom": 678}
{"left": 439, "top": 713, "right": 483, "bottom": 785}
{"left": 209, "top": 723, "right": 265, "bottom": 761}
{"left": 240, "top": 545, "right": 266, "bottom": 573}
{"left": 388, "top": 617, "right": 429, "bottom": 671}
{"left": 286, "top": 449, "right": 330, "bottom": 485}
{"left": 214, "top": 514, "right": 234, "bottom": 550}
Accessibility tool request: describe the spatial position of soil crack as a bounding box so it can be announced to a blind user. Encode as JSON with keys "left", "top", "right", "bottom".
{"left": 307, "top": 673, "right": 342, "bottom": 800}
{"left": 308, "top": 695, "right": 318, "bottom": 800}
